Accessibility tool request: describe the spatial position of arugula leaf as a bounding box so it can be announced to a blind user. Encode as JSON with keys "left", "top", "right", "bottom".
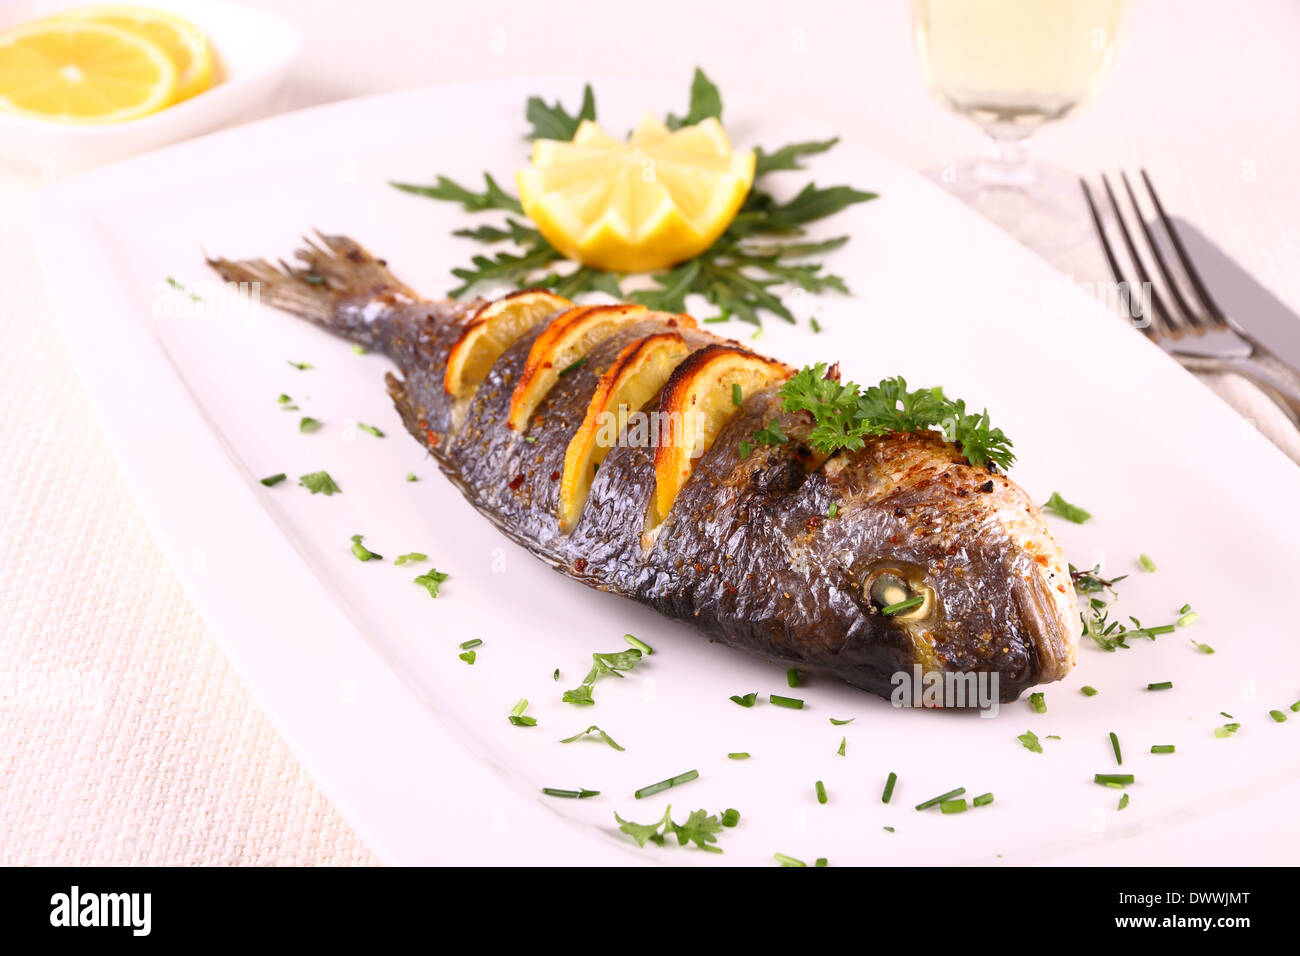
{"left": 448, "top": 243, "right": 563, "bottom": 298}
{"left": 389, "top": 174, "right": 522, "bottom": 214}
{"left": 525, "top": 84, "right": 596, "bottom": 140}
{"left": 559, "top": 725, "right": 625, "bottom": 751}
{"left": 754, "top": 138, "right": 840, "bottom": 176}
{"left": 453, "top": 218, "right": 542, "bottom": 244}
{"left": 535, "top": 265, "right": 624, "bottom": 299}
{"left": 665, "top": 68, "right": 722, "bottom": 130}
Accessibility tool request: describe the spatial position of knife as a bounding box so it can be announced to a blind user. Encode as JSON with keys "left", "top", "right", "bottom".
{"left": 1167, "top": 216, "right": 1300, "bottom": 378}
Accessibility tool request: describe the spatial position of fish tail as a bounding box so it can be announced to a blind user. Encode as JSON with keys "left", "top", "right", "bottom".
{"left": 206, "top": 232, "right": 422, "bottom": 350}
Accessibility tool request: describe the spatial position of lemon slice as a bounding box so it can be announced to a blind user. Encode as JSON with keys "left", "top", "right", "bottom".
{"left": 517, "top": 117, "right": 755, "bottom": 273}
{"left": 650, "top": 345, "right": 791, "bottom": 527}
{"left": 444, "top": 289, "right": 571, "bottom": 402}
{"left": 0, "top": 18, "right": 176, "bottom": 124}
{"left": 559, "top": 332, "right": 691, "bottom": 532}
{"left": 508, "top": 303, "right": 671, "bottom": 433}
{"left": 58, "top": 5, "right": 214, "bottom": 102}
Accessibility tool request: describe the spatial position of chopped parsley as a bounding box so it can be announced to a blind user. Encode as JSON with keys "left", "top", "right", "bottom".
{"left": 459, "top": 650, "right": 476, "bottom": 665}
{"left": 299, "top": 471, "right": 340, "bottom": 495}
{"left": 1042, "top": 491, "right": 1092, "bottom": 524}
{"left": 559, "top": 725, "right": 625, "bottom": 751}
{"left": 562, "top": 647, "right": 643, "bottom": 705}
{"left": 1028, "top": 692, "right": 1046, "bottom": 714}
{"left": 1139, "top": 553, "right": 1157, "bottom": 572}
{"left": 349, "top": 534, "right": 382, "bottom": 562}
{"left": 615, "top": 804, "right": 725, "bottom": 852}
{"left": 277, "top": 393, "right": 298, "bottom": 410}
{"left": 1081, "top": 685, "right": 1099, "bottom": 697}
{"left": 393, "top": 552, "right": 427, "bottom": 566}
{"left": 1215, "top": 722, "right": 1241, "bottom": 738}
{"left": 1018, "top": 731, "right": 1043, "bottom": 754}
{"left": 405, "top": 472, "right": 418, "bottom": 481}
{"left": 413, "top": 567, "right": 449, "bottom": 598}
{"left": 299, "top": 416, "right": 323, "bottom": 433}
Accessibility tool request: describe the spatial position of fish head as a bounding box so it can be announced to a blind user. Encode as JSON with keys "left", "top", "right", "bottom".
{"left": 812, "top": 430, "right": 1078, "bottom": 704}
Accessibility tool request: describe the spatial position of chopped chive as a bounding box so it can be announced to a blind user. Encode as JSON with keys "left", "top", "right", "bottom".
{"left": 349, "top": 534, "right": 382, "bottom": 562}
{"left": 881, "top": 772, "right": 898, "bottom": 804}
{"left": 552, "top": 668, "right": 560, "bottom": 681}
{"left": 1081, "top": 685, "right": 1099, "bottom": 697}
{"left": 623, "top": 633, "right": 653, "bottom": 655}
{"left": 829, "top": 717, "right": 854, "bottom": 725}
{"left": 730, "top": 692, "right": 758, "bottom": 708}
{"left": 303, "top": 273, "right": 325, "bottom": 285}
{"left": 769, "top": 694, "right": 804, "bottom": 709}
{"left": 1094, "top": 773, "right": 1134, "bottom": 786}
{"left": 1221, "top": 711, "right": 1235, "bottom": 718}
{"left": 774, "top": 853, "right": 806, "bottom": 867}
{"left": 507, "top": 698, "right": 536, "bottom": 727}
{"left": 1147, "top": 681, "right": 1173, "bottom": 691}
{"left": 881, "top": 595, "right": 924, "bottom": 616}
{"left": 1139, "top": 553, "right": 1157, "bottom": 572}
{"left": 1150, "top": 744, "right": 1175, "bottom": 754}
{"left": 1291, "top": 701, "right": 1300, "bottom": 712}
{"left": 459, "top": 638, "right": 482, "bottom": 650}
{"left": 352, "top": 343, "right": 368, "bottom": 355}
{"left": 459, "top": 650, "right": 476, "bottom": 665}
{"left": 815, "top": 780, "right": 828, "bottom": 804}
{"left": 405, "top": 471, "right": 418, "bottom": 481}
{"left": 702, "top": 315, "right": 729, "bottom": 324}
{"left": 810, "top": 317, "right": 822, "bottom": 333}
{"left": 1190, "top": 639, "right": 1214, "bottom": 654}
{"left": 1142, "top": 624, "right": 1176, "bottom": 637}
{"left": 557, "top": 356, "right": 587, "bottom": 378}
{"left": 541, "top": 787, "right": 599, "bottom": 799}
{"left": 916, "top": 787, "right": 965, "bottom": 811}
{"left": 728, "top": 752, "right": 751, "bottom": 760}
{"left": 1215, "top": 722, "right": 1241, "bottom": 738}
{"left": 731, "top": 383, "right": 743, "bottom": 407}
{"left": 815, "top": 858, "right": 828, "bottom": 867}
{"left": 973, "top": 792, "right": 994, "bottom": 807}
{"left": 1270, "top": 710, "right": 1288, "bottom": 723}
{"left": 1046, "top": 734, "right": 1061, "bottom": 740}
{"left": 357, "top": 423, "right": 384, "bottom": 437}
{"left": 882, "top": 826, "right": 895, "bottom": 833}
{"left": 1179, "top": 603, "right": 1192, "bottom": 615}
{"left": 287, "top": 360, "right": 313, "bottom": 370}
{"left": 721, "top": 808, "right": 740, "bottom": 827}
{"left": 1029, "top": 692, "right": 1046, "bottom": 714}
{"left": 1109, "top": 731, "right": 1122, "bottom": 766}
{"left": 939, "top": 799, "right": 967, "bottom": 814}
{"left": 786, "top": 668, "right": 802, "bottom": 688}
{"left": 523, "top": 435, "right": 538, "bottom": 444}
{"left": 836, "top": 736, "right": 846, "bottom": 756}
{"left": 634, "top": 769, "right": 698, "bottom": 799}
{"left": 299, "top": 416, "right": 323, "bottom": 433}
{"left": 393, "top": 552, "right": 427, "bottom": 566}
{"left": 260, "top": 473, "right": 286, "bottom": 487}
{"left": 1117, "top": 793, "right": 1130, "bottom": 810}
{"left": 827, "top": 501, "right": 838, "bottom": 518}
{"left": 1177, "top": 611, "right": 1199, "bottom": 627}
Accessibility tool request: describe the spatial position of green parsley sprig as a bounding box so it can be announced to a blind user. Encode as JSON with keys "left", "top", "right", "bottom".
{"left": 390, "top": 69, "right": 875, "bottom": 324}
{"left": 758, "top": 363, "right": 1015, "bottom": 471}
{"left": 614, "top": 805, "right": 729, "bottom": 852}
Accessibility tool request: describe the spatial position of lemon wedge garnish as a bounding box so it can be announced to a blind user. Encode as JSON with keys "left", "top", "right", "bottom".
{"left": 57, "top": 5, "right": 215, "bottom": 103}
{"left": 518, "top": 115, "right": 755, "bottom": 273}
{"left": 0, "top": 18, "right": 177, "bottom": 124}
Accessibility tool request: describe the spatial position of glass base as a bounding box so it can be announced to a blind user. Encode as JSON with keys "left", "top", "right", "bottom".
{"left": 923, "top": 157, "right": 1092, "bottom": 258}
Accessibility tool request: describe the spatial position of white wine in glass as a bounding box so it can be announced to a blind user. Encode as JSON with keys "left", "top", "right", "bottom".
{"left": 912, "top": 0, "right": 1129, "bottom": 250}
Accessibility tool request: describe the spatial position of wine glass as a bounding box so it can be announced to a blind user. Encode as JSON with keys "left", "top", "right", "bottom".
{"left": 911, "top": 0, "right": 1129, "bottom": 254}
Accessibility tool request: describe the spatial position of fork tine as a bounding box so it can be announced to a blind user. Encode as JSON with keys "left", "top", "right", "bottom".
{"left": 1119, "top": 172, "right": 1207, "bottom": 333}
{"left": 1139, "top": 169, "right": 1230, "bottom": 331}
{"left": 1100, "top": 173, "right": 1189, "bottom": 337}
{"left": 1080, "top": 178, "right": 1154, "bottom": 339}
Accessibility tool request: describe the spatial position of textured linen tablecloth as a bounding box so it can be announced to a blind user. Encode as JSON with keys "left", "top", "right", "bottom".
{"left": 3, "top": 0, "right": 1298, "bottom": 865}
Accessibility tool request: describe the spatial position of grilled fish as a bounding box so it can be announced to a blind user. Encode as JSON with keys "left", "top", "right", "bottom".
{"left": 209, "top": 234, "right": 1077, "bottom": 705}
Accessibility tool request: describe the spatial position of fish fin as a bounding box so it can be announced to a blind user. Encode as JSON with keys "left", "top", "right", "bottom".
{"left": 206, "top": 232, "right": 422, "bottom": 346}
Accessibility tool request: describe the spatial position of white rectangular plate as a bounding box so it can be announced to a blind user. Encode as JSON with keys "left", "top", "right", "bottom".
{"left": 31, "top": 77, "right": 1300, "bottom": 865}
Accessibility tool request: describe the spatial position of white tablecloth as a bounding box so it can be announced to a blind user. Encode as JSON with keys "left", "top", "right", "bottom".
{"left": 3, "top": 0, "right": 1298, "bottom": 864}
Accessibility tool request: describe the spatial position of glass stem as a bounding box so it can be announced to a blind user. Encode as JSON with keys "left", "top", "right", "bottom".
{"left": 977, "top": 127, "right": 1034, "bottom": 189}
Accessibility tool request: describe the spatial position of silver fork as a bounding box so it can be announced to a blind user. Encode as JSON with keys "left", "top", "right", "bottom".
{"left": 1081, "top": 170, "right": 1300, "bottom": 428}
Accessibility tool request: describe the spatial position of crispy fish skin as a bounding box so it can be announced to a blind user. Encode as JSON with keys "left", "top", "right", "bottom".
{"left": 209, "top": 234, "right": 1077, "bottom": 704}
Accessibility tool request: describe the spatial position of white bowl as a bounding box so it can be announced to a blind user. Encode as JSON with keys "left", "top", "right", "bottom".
{"left": 0, "top": 0, "right": 301, "bottom": 175}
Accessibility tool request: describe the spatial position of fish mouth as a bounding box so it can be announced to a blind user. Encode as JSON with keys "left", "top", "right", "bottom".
{"left": 1011, "top": 568, "right": 1076, "bottom": 686}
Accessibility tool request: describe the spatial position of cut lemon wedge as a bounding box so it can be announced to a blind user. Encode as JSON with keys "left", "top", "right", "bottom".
{"left": 444, "top": 289, "right": 571, "bottom": 402}
{"left": 0, "top": 18, "right": 176, "bottom": 124}
{"left": 508, "top": 304, "right": 673, "bottom": 433}
{"left": 517, "top": 117, "right": 755, "bottom": 273}
{"left": 650, "top": 345, "right": 791, "bottom": 527}
{"left": 57, "top": 5, "right": 214, "bottom": 102}
{"left": 559, "top": 332, "right": 691, "bottom": 532}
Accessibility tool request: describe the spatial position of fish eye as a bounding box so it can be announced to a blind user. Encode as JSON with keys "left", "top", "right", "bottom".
{"left": 864, "top": 567, "right": 936, "bottom": 620}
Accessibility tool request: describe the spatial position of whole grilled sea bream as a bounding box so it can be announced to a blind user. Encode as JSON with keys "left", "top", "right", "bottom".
{"left": 209, "top": 234, "right": 1077, "bottom": 705}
